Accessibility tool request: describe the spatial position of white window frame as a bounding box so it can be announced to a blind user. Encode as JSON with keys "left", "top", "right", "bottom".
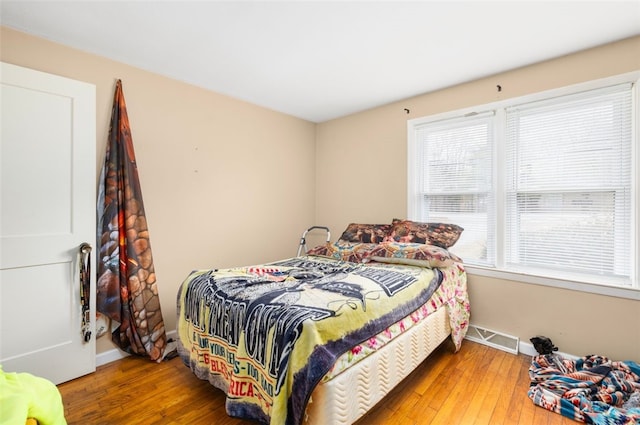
{"left": 408, "top": 72, "right": 640, "bottom": 301}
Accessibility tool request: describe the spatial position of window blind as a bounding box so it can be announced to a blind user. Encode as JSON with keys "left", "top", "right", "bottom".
{"left": 415, "top": 112, "right": 495, "bottom": 264}
{"left": 505, "top": 84, "right": 632, "bottom": 281}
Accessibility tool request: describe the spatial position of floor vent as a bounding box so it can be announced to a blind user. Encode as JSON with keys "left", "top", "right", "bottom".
{"left": 465, "top": 325, "right": 519, "bottom": 354}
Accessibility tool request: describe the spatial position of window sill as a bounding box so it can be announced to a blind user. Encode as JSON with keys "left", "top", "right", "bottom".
{"left": 464, "top": 265, "right": 640, "bottom": 301}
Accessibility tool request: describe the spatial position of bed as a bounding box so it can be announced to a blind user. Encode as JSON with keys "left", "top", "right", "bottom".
{"left": 176, "top": 220, "right": 470, "bottom": 425}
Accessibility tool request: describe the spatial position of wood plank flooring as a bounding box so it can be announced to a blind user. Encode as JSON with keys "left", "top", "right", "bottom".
{"left": 57, "top": 340, "right": 573, "bottom": 424}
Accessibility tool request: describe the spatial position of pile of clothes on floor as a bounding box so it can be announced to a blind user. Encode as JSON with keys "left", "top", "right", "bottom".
{"left": 528, "top": 337, "right": 640, "bottom": 424}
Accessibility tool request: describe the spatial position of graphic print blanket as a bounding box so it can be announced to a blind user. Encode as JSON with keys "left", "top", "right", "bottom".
{"left": 177, "top": 256, "right": 444, "bottom": 425}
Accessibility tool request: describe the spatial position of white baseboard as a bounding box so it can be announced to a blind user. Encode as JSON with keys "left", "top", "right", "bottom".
{"left": 96, "top": 329, "right": 177, "bottom": 367}
{"left": 96, "top": 346, "right": 129, "bottom": 367}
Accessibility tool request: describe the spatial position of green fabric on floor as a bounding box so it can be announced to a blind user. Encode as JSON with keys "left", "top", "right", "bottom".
{"left": 0, "top": 365, "right": 66, "bottom": 425}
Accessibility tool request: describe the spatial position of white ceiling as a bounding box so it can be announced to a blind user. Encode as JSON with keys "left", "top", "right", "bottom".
{"left": 2, "top": 1, "right": 639, "bottom": 123}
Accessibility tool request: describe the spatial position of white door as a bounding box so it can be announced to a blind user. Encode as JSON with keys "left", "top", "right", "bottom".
{"left": 0, "top": 62, "right": 96, "bottom": 384}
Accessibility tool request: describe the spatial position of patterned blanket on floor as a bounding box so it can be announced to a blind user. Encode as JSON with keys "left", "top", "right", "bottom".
{"left": 528, "top": 354, "right": 640, "bottom": 424}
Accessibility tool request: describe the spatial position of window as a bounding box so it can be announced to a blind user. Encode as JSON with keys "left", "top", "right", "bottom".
{"left": 408, "top": 74, "right": 639, "bottom": 295}
{"left": 411, "top": 112, "right": 496, "bottom": 265}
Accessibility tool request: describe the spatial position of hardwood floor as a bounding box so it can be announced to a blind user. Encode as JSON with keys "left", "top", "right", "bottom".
{"left": 57, "top": 340, "right": 573, "bottom": 424}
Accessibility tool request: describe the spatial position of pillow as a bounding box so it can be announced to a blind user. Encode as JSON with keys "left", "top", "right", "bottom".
{"left": 338, "top": 223, "right": 392, "bottom": 244}
{"left": 386, "top": 219, "right": 464, "bottom": 248}
{"left": 368, "top": 242, "right": 460, "bottom": 269}
{"left": 306, "top": 242, "right": 377, "bottom": 263}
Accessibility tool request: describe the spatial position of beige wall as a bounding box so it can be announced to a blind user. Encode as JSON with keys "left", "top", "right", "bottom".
{"left": 1, "top": 27, "right": 317, "bottom": 355}
{"left": 2, "top": 26, "right": 639, "bottom": 361}
{"left": 316, "top": 35, "right": 640, "bottom": 361}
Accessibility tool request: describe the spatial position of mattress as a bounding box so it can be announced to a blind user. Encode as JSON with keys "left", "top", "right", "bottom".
{"left": 304, "top": 304, "right": 451, "bottom": 424}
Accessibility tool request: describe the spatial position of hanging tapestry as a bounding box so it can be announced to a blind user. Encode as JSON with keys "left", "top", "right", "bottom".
{"left": 97, "top": 79, "right": 167, "bottom": 362}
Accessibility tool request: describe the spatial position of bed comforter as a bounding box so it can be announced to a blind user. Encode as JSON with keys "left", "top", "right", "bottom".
{"left": 177, "top": 255, "right": 454, "bottom": 425}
